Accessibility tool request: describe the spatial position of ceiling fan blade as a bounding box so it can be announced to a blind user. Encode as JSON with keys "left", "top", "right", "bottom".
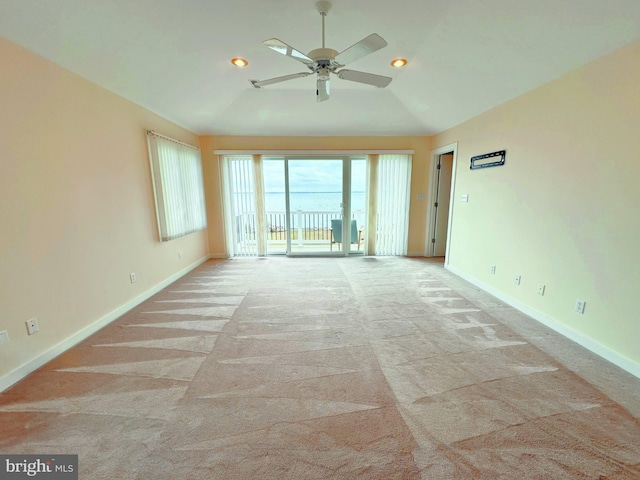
{"left": 250, "top": 72, "right": 312, "bottom": 88}
{"left": 334, "top": 33, "right": 387, "bottom": 66}
{"left": 317, "top": 75, "right": 330, "bottom": 102}
{"left": 263, "top": 38, "right": 314, "bottom": 65}
{"left": 337, "top": 69, "right": 392, "bottom": 88}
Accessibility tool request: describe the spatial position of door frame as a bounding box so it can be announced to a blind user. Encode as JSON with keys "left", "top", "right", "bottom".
{"left": 425, "top": 142, "right": 458, "bottom": 264}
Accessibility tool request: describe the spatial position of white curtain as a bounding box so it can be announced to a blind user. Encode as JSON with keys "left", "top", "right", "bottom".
{"left": 222, "top": 155, "right": 265, "bottom": 257}
{"left": 375, "top": 154, "right": 412, "bottom": 255}
{"left": 147, "top": 133, "right": 207, "bottom": 241}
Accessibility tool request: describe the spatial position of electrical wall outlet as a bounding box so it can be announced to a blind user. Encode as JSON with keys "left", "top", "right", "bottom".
{"left": 0, "top": 330, "right": 8, "bottom": 344}
{"left": 490, "top": 265, "right": 497, "bottom": 275}
{"left": 514, "top": 274, "right": 521, "bottom": 285}
{"left": 178, "top": 251, "right": 182, "bottom": 259}
{"left": 26, "top": 318, "right": 39, "bottom": 335}
{"left": 537, "top": 283, "right": 546, "bottom": 296}
{"left": 130, "top": 272, "right": 137, "bottom": 284}
{"left": 575, "top": 299, "right": 586, "bottom": 314}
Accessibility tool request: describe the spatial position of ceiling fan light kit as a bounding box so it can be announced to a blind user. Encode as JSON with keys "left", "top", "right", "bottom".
{"left": 250, "top": 1, "right": 392, "bottom": 102}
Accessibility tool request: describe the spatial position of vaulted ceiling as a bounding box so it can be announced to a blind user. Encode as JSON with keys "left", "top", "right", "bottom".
{"left": 2, "top": 0, "right": 639, "bottom": 136}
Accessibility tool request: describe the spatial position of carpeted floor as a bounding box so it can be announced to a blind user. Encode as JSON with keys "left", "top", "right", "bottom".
{"left": 1, "top": 257, "right": 639, "bottom": 479}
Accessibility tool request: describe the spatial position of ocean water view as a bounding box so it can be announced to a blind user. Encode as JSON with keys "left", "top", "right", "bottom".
{"left": 264, "top": 192, "right": 366, "bottom": 213}
{"left": 232, "top": 192, "right": 366, "bottom": 230}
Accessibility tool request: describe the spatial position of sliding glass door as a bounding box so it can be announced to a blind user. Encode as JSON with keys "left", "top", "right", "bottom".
{"left": 261, "top": 156, "right": 365, "bottom": 256}
{"left": 221, "top": 153, "right": 411, "bottom": 258}
{"left": 262, "top": 158, "right": 287, "bottom": 255}
{"left": 286, "top": 158, "right": 345, "bottom": 255}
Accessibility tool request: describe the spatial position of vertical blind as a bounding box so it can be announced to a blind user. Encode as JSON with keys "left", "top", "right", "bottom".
{"left": 376, "top": 154, "right": 412, "bottom": 255}
{"left": 147, "top": 132, "right": 207, "bottom": 241}
{"left": 221, "top": 155, "right": 260, "bottom": 256}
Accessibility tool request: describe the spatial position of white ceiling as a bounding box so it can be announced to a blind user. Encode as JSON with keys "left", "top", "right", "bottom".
{"left": 1, "top": 0, "right": 639, "bottom": 136}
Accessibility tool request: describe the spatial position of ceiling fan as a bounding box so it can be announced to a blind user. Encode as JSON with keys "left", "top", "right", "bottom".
{"left": 250, "top": 0, "right": 392, "bottom": 102}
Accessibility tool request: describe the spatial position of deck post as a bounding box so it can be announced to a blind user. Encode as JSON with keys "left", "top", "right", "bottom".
{"left": 297, "top": 210, "right": 304, "bottom": 246}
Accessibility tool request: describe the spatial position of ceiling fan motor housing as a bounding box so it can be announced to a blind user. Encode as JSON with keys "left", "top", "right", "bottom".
{"left": 307, "top": 48, "right": 342, "bottom": 72}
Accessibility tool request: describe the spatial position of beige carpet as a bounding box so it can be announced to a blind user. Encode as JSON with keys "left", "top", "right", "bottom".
{"left": 1, "top": 257, "right": 639, "bottom": 479}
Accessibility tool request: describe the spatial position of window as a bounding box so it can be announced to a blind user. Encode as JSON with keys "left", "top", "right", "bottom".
{"left": 147, "top": 131, "right": 207, "bottom": 241}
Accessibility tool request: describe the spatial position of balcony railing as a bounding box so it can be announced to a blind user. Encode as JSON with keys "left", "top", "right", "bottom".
{"left": 235, "top": 210, "right": 365, "bottom": 246}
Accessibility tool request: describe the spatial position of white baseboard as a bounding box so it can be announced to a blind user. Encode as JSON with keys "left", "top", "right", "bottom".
{"left": 0, "top": 256, "right": 210, "bottom": 393}
{"left": 446, "top": 264, "right": 640, "bottom": 380}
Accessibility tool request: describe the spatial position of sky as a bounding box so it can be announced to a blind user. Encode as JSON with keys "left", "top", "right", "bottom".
{"left": 262, "top": 158, "right": 366, "bottom": 193}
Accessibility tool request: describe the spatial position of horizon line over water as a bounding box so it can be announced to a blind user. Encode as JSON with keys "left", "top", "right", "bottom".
{"left": 265, "top": 191, "right": 365, "bottom": 194}
{"left": 263, "top": 192, "right": 366, "bottom": 220}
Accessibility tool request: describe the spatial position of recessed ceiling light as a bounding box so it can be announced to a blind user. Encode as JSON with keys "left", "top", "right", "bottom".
{"left": 391, "top": 58, "right": 407, "bottom": 68}
{"left": 231, "top": 57, "right": 249, "bottom": 68}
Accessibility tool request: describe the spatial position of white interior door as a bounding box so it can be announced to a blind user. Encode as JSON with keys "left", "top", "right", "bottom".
{"left": 432, "top": 153, "right": 453, "bottom": 256}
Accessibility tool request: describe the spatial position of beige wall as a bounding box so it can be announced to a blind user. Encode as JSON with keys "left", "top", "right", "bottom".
{"left": 0, "top": 38, "right": 209, "bottom": 383}
{"left": 200, "top": 136, "right": 433, "bottom": 257}
{"left": 434, "top": 39, "right": 640, "bottom": 368}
